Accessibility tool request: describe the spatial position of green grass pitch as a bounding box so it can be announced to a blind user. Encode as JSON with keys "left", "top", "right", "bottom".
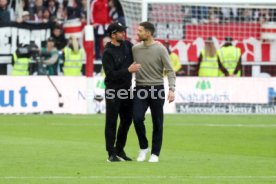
{"left": 0, "top": 114, "right": 276, "bottom": 184}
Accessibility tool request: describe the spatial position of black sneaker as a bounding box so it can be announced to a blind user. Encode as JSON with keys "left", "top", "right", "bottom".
{"left": 117, "top": 151, "right": 132, "bottom": 161}
{"left": 107, "top": 155, "right": 121, "bottom": 162}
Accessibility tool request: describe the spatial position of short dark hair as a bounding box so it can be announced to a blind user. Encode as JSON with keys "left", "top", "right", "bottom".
{"left": 139, "top": 21, "right": 155, "bottom": 35}
{"left": 225, "top": 36, "right": 233, "bottom": 42}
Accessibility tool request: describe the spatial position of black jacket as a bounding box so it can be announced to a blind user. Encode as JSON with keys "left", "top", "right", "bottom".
{"left": 51, "top": 34, "right": 67, "bottom": 50}
{"left": 102, "top": 40, "right": 133, "bottom": 89}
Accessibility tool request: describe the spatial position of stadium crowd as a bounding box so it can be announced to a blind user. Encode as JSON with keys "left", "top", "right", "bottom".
{"left": 148, "top": 4, "right": 276, "bottom": 24}
{"left": 0, "top": 0, "right": 125, "bottom": 75}
{"left": 0, "top": 0, "right": 124, "bottom": 25}
{"left": 1, "top": 1, "right": 276, "bottom": 76}
{"left": 190, "top": 6, "right": 276, "bottom": 24}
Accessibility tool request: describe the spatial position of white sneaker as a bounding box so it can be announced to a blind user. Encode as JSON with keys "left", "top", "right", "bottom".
{"left": 136, "top": 148, "right": 149, "bottom": 162}
{"left": 148, "top": 154, "right": 159, "bottom": 163}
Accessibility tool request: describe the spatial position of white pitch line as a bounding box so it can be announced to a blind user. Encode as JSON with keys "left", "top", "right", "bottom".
{"left": 59, "top": 123, "right": 276, "bottom": 127}
{"left": 1, "top": 176, "right": 276, "bottom": 180}
{"left": 2, "top": 123, "right": 276, "bottom": 128}
{"left": 51, "top": 122, "right": 276, "bottom": 128}
{"left": 169, "top": 123, "right": 276, "bottom": 128}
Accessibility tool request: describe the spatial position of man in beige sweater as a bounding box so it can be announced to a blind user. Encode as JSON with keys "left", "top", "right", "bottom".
{"left": 132, "top": 21, "right": 176, "bottom": 162}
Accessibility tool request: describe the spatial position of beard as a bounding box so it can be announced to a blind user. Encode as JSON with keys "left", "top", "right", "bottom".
{"left": 139, "top": 36, "right": 147, "bottom": 42}
{"left": 116, "top": 39, "right": 124, "bottom": 43}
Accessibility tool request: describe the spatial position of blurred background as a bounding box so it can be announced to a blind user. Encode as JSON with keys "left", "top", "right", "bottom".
{"left": 1, "top": 0, "right": 276, "bottom": 114}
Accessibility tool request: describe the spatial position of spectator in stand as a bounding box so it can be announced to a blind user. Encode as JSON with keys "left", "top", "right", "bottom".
{"left": 22, "top": 10, "right": 31, "bottom": 22}
{"left": 62, "top": 5, "right": 69, "bottom": 20}
{"left": 240, "top": 9, "right": 253, "bottom": 22}
{"left": 13, "top": 0, "right": 29, "bottom": 20}
{"left": 220, "top": 7, "right": 231, "bottom": 22}
{"left": 62, "top": 0, "right": 69, "bottom": 9}
{"left": 217, "top": 37, "right": 241, "bottom": 77}
{"left": 258, "top": 9, "right": 271, "bottom": 23}
{"left": 163, "top": 41, "right": 182, "bottom": 75}
{"left": 43, "top": 0, "right": 48, "bottom": 6}
{"left": 0, "top": 0, "right": 11, "bottom": 23}
{"left": 0, "top": 0, "right": 11, "bottom": 74}
{"left": 66, "top": 0, "right": 81, "bottom": 20}
{"left": 17, "top": 10, "right": 31, "bottom": 23}
{"left": 63, "top": 36, "right": 85, "bottom": 76}
{"left": 56, "top": 3, "right": 66, "bottom": 22}
{"left": 208, "top": 7, "right": 219, "bottom": 24}
{"left": 27, "top": 0, "right": 35, "bottom": 18}
{"left": 108, "top": 0, "right": 126, "bottom": 25}
{"left": 91, "top": 0, "right": 111, "bottom": 60}
{"left": 47, "top": 0, "right": 59, "bottom": 20}
{"left": 22, "top": 0, "right": 30, "bottom": 11}
{"left": 30, "top": 0, "right": 45, "bottom": 19}
{"left": 51, "top": 24, "right": 67, "bottom": 51}
{"left": 196, "top": 37, "right": 219, "bottom": 77}
{"left": 34, "top": 7, "right": 44, "bottom": 22}
{"left": 220, "top": 7, "right": 238, "bottom": 22}
{"left": 191, "top": 6, "right": 208, "bottom": 24}
{"left": 42, "top": 8, "right": 51, "bottom": 22}
{"left": 80, "top": 0, "right": 87, "bottom": 22}
{"left": 231, "top": 8, "right": 238, "bottom": 21}
{"left": 271, "top": 9, "right": 276, "bottom": 21}
{"left": 40, "top": 37, "right": 60, "bottom": 75}
{"left": 7, "top": 0, "right": 16, "bottom": 21}
{"left": 12, "top": 44, "right": 32, "bottom": 76}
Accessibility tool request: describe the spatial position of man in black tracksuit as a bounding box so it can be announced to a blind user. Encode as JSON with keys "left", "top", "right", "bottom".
{"left": 102, "top": 22, "right": 141, "bottom": 162}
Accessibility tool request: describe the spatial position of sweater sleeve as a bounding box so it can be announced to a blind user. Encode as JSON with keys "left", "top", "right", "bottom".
{"left": 160, "top": 46, "right": 176, "bottom": 91}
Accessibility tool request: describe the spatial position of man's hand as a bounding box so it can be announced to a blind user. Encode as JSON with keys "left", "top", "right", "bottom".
{"left": 167, "top": 90, "right": 175, "bottom": 103}
{"left": 128, "top": 62, "right": 141, "bottom": 73}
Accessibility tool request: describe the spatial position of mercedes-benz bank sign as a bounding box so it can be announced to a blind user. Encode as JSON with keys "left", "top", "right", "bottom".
{"left": 176, "top": 104, "right": 276, "bottom": 114}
